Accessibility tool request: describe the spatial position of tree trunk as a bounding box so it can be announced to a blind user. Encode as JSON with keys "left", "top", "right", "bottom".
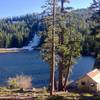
{"left": 63, "top": 56, "right": 72, "bottom": 91}
{"left": 61, "top": 0, "right": 64, "bottom": 12}
{"left": 50, "top": 0, "right": 56, "bottom": 96}
{"left": 58, "top": 30, "right": 64, "bottom": 91}
{"left": 58, "top": 56, "right": 64, "bottom": 91}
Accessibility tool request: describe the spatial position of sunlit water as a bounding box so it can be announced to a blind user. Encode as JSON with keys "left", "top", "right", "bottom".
{"left": 70, "top": 56, "right": 95, "bottom": 81}
{"left": 0, "top": 51, "right": 95, "bottom": 87}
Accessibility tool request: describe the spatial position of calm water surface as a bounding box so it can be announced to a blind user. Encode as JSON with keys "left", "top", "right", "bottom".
{"left": 0, "top": 51, "right": 95, "bottom": 87}
{"left": 70, "top": 56, "right": 95, "bottom": 81}
{"left": 0, "top": 51, "right": 49, "bottom": 87}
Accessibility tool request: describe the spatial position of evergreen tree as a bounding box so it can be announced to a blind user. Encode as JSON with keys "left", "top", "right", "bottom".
{"left": 0, "top": 14, "right": 39, "bottom": 48}
{"left": 90, "top": 0, "right": 100, "bottom": 68}
{"left": 41, "top": 0, "right": 82, "bottom": 92}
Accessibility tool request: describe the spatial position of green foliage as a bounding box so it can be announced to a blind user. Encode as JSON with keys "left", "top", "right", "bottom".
{"left": 41, "top": 0, "right": 83, "bottom": 91}
{"left": 90, "top": 0, "right": 100, "bottom": 44}
{"left": 0, "top": 14, "right": 40, "bottom": 48}
{"left": 89, "top": 0, "right": 100, "bottom": 67}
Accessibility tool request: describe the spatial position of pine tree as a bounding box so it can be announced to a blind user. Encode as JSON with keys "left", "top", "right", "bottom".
{"left": 90, "top": 0, "right": 100, "bottom": 68}
{"left": 41, "top": 0, "right": 82, "bottom": 92}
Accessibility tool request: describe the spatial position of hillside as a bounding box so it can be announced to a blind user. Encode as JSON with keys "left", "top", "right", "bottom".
{"left": 0, "top": 8, "right": 93, "bottom": 48}
{"left": 0, "top": 14, "right": 40, "bottom": 48}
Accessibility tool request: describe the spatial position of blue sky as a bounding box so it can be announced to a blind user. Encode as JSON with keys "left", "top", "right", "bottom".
{"left": 0, "top": 0, "right": 93, "bottom": 18}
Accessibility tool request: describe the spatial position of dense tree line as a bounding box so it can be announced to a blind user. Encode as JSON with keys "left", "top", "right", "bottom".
{"left": 89, "top": 0, "right": 100, "bottom": 68}
{"left": 0, "top": 14, "right": 41, "bottom": 48}
{"left": 0, "top": 8, "right": 95, "bottom": 49}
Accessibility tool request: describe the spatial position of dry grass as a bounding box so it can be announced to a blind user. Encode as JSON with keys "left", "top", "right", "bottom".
{"left": 0, "top": 87, "right": 99, "bottom": 100}
{"left": 7, "top": 75, "right": 32, "bottom": 90}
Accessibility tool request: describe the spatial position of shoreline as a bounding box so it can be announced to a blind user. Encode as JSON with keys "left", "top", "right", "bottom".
{"left": 0, "top": 47, "right": 41, "bottom": 53}
{"left": 0, "top": 48, "right": 24, "bottom": 53}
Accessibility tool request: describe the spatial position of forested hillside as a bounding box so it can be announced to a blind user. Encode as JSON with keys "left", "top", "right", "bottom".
{"left": 0, "top": 8, "right": 94, "bottom": 48}
{"left": 0, "top": 14, "right": 40, "bottom": 48}
{"left": 71, "top": 8, "right": 93, "bottom": 34}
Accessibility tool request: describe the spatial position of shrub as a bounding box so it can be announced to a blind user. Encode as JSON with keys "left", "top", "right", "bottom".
{"left": 7, "top": 75, "right": 32, "bottom": 90}
{"left": 7, "top": 77, "right": 18, "bottom": 89}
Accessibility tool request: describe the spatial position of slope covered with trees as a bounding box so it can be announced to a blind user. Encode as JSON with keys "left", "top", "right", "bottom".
{"left": 0, "top": 8, "right": 94, "bottom": 48}
{"left": 0, "top": 14, "right": 40, "bottom": 48}
{"left": 89, "top": 0, "right": 100, "bottom": 68}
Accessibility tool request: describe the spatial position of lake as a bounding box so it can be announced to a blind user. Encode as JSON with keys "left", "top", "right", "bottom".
{"left": 0, "top": 50, "right": 95, "bottom": 87}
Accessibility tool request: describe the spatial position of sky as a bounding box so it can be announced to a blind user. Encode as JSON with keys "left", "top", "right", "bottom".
{"left": 0, "top": 0, "right": 93, "bottom": 18}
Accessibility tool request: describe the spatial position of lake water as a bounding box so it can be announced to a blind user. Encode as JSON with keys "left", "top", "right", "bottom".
{"left": 0, "top": 51, "right": 95, "bottom": 87}
{"left": 70, "top": 57, "right": 95, "bottom": 81}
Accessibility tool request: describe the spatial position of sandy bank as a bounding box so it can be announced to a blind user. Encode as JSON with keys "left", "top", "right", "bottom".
{"left": 0, "top": 48, "right": 24, "bottom": 53}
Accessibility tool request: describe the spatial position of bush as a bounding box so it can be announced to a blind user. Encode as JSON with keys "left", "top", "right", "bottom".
{"left": 7, "top": 75, "right": 32, "bottom": 90}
